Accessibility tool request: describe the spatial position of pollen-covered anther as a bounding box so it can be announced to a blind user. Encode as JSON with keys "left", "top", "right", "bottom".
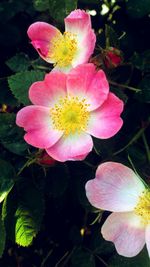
{"left": 48, "top": 31, "right": 78, "bottom": 68}
{"left": 134, "top": 189, "right": 150, "bottom": 225}
{"left": 50, "top": 96, "right": 90, "bottom": 135}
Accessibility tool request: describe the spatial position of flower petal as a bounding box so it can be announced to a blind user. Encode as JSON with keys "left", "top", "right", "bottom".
{"left": 65, "top": 10, "right": 96, "bottom": 66}
{"left": 29, "top": 72, "right": 67, "bottom": 107}
{"left": 72, "top": 30, "right": 96, "bottom": 68}
{"left": 27, "top": 22, "right": 61, "bottom": 63}
{"left": 145, "top": 225, "right": 150, "bottom": 257}
{"left": 65, "top": 9, "right": 92, "bottom": 35}
{"left": 16, "top": 106, "right": 62, "bottom": 148}
{"left": 67, "top": 64, "right": 109, "bottom": 110}
{"left": 85, "top": 162, "right": 145, "bottom": 212}
{"left": 86, "top": 92, "right": 124, "bottom": 138}
{"left": 101, "top": 212, "right": 145, "bottom": 257}
{"left": 46, "top": 132, "right": 93, "bottom": 162}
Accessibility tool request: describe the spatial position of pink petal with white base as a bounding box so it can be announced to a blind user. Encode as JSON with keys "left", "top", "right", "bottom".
{"left": 86, "top": 93, "right": 123, "bottom": 138}
{"left": 27, "top": 22, "right": 61, "bottom": 63}
{"left": 85, "top": 162, "right": 145, "bottom": 212}
{"left": 67, "top": 64, "right": 109, "bottom": 110}
{"left": 101, "top": 212, "right": 145, "bottom": 257}
{"left": 72, "top": 30, "right": 96, "bottom": 68}
{"left": 145, "top": 225, "right": 150, "bottom": 257}
{"left": 16, "top": 106, "right": 62, "bottom": 148}
{"left": 65, "top": 10, "right": 96, "bottom": 67}
{"left": 29, "top": 72, "right": 67, "bottom": 107}
{"left": 65, "top": 9, "right": 92, "bottom": 35}
{"left": 46, "top": 132, "right": 93, "bottom": 162}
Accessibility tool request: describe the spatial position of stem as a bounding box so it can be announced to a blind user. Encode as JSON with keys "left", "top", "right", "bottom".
{"left": 84, "top": 247, "right": 108, "bottom": 267}
{"left": 83, "top": 160, "right": 97, "bottom": 169}
{"left": 113, "top": 128, "right": 145, "bottom": 156}
{"left": 41, "top": 249, "right": 53, "bottom": 267}
{"left": 17, "top": 158, "right": 36, "bottom": 176}
{"left": 55, "top": 247, "right": 76, "bottom": 267}
{"left": 109, "top": 80, "right": 141, "bottom": 92}
{"left": 54, "top": 251, "right": 69, "bottom": 267}
{"left": 142, "top": 132, "right": 150, "bottom": 163}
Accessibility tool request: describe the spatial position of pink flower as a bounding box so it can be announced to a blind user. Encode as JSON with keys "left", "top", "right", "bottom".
{"left": 16, "top": 64, "right": 123, "bottom": 162}
{"left": 85, "top": 162, "right": 150, "bottom": 257}
{"left": 27, "top": 9, "right": 96, "bottom": 72}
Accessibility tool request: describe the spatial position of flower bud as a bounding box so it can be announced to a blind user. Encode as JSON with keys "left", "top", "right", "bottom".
{"left": 103, "top": 47, "right": 123, "bottom": 68}
{"left": 37, "top": 151, "right": 56, "bottom": 166}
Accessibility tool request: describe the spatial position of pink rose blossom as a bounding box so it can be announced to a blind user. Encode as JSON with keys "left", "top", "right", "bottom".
{"left": 16, "top": 64, "right": 123, "bottom": 162}
{"left": 85, "top": 162, "right": 150, "bottom": 257}
{"left": 27, "top": 9, "right": 96, "bottom": 72}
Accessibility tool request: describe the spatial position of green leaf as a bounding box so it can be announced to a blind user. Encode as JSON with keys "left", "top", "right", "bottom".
{"left": 8, "top": 70, "right": 45, "bottom": 105}
{"left": 15, "top": 177, "right": 45, "bottom": 246}
{"left": 15, "top": 206, "right": 37, "bottom": 247}
{"left": 126, "top": 0, "right": 150, "bottom": 18}
{"left": 135, "top": 76, "right": 150, "bottom": 103}
{"left": 33, "top": 0, "right": 50, "bottom": 11}
{"left": 48, "top": 0, "right": 77, "bottom": 23}
{"left": 131, "top": 50, "right": 150, "bottom": 71}
{"left": 0, "top": 215, "right": 6, "bottom": 258}
{"left": 6, "top": 53, "right": 31, "bottom": 72}
{"left": 108, "top": 248, "right": 149, "bottom": 267}
{"left": 71, "top": 247, "right": 95, "bottom": 267}
{"left": 90, "top": 229, "right": 115, "bottom": 256}
{"left": 0, "top": 113, "right": 29, "bottom": 155}
{"left": 0, "top": 159, "right": 15, "bottom": 203}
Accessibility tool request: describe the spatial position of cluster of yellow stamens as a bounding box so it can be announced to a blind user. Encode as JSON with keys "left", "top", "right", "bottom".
{"left": 48, "top": 31, "right": 78, "bottom": 68}
{"left": 134, "top": 189, "right": 150, "bottom": 225}
{"left": 50, "top": 96, "right": 90, "bottom": 135}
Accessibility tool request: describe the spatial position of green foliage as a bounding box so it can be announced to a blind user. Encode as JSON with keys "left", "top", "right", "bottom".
{"left": 0, "top": 0, "right": 150, "bottom": 265}
{"left": 0, "top": 216, "right": 6, "bottom": 258}
{"left": 135, "top": 76, "right": 150, "bottom": 103}
{"left": 33, "top": 0, "right": 50, "bottom": 12}
{"left": 71, "top": 247, "right": 95, "bottom": 267}
{"left": 6, "top": 53, "right": 31, "bottom": 72}
{"left": 15, "top": 177, "right": 45, "bottom": 247}
{"left": 15, "top": 206, "right": 38, "bottom": 247}
{"left": 131, "top": 50, "right": 150, "bottom": 71}
{"left": 108, "top": 248, "right": 149, "bottom": 267}
{"left": 126, "top": 0, "right": 150, "bottom": 18}
{"left": 0, "top": 113, "right": 28, "bottom": 155}
{"left": 8, "top": 70, "right": 45, "bottom": 105}
{"left": 0, "top": 159, "right": 15, "bottom": 203}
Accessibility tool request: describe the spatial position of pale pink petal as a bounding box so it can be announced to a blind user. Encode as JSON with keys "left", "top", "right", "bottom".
{"left": 65, "top": 9, "right": 92, "bottom": 35}
{"left": 16, "top": 106, "right": 62, "bottom": 148}
{"left": 85, "top": 162, "right": 145, "bottom": 212}
{"left": 27, "top": 22, "right": 61, "bottom": 63}
{"left": 145, "top": 225, "right": 150, "bottom": 257}
{"left": 46, "top": 132, "right": 93, "bottom": 162}
{"left": 65, "top": 10, "right": 96, "bottom": 66}
{"left": 29, "top": 72, "right": 67, "bottom": 107}
{"left": 86, "top": 93, "right": 124, "bottom": 138}
{"left": 101, "top": 212, "right": 145, "bottom": 257}
{"left": 67, "top": 64, "right": 109, "bottom": 110}
{"left": 72, "top": 30, "right": 96, "bottom": 67}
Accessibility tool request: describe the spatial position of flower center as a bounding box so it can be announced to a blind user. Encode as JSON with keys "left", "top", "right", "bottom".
{"left": 48, "top": 32, "right": 77, "bottom": 68}
{"left": 134, "top": 189, "right": 150, "bottom": 225}
{"left": 50, "top": 96, "right": 90, "bottom": 135}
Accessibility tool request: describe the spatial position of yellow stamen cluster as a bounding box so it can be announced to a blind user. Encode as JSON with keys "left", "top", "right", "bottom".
{"left": 134, "top": 189, "right": 150, "bottom": 225}
{"left": 48, "top": 32, "right": 77, "bottom": 68}
{"left": 50, "top": 96, "right": 90, "bottom": 135}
